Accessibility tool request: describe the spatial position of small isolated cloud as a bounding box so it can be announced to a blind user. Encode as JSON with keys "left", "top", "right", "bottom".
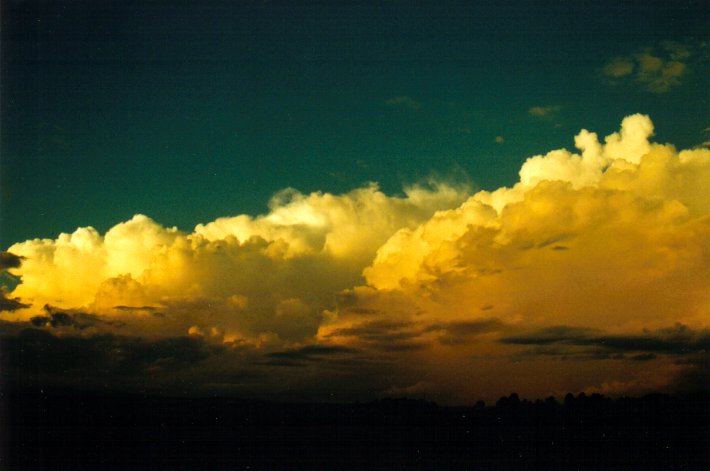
{"left": 495, "top": 136, "right": 505, "bottom": 144}
{"left": 601, "top": 57, "right": 635, "bottom": 78}
{"left": 528, "top": 105, "right": 561, "bottom": 117}
{"left": 600, "top": 42, "right": 695, "bottom": 93}
{"left": 385, "top": 96, "right": 421, "bottom": 110}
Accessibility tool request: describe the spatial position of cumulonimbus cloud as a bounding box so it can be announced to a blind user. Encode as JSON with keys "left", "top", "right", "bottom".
{"left": 4, "top": 114, "right": 710, "bottom": 402}
{"left": 5, "top": 182, "right": 468, "bottom": 343}
{"left": 319, "top": 114, "right": 710, "bottom": 400}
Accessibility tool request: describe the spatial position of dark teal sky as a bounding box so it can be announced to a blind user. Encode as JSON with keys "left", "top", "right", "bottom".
{"left": 2, "top": 0, "right": 708, "bottom": 247}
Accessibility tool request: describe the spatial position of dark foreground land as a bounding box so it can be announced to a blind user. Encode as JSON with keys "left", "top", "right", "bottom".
{"left": 3, "top": 390, "right": 709, "bottom": 470}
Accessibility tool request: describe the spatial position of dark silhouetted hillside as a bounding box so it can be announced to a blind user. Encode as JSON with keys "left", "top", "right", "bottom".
{"left": 3, "top": 389, "right": 708, "bottom": 470}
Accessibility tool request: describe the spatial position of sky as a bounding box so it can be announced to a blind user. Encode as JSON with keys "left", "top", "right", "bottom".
{"left": 1, "top": 0, "right": 709, "bottom": 404}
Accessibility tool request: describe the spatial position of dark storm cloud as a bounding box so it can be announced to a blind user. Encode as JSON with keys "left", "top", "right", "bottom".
{"left": 590, "top": 325, "right": 710, "bottom": 355}
{"left": 0, "top": 292, "right": 30, "bottom": 312}
{"left": 28, "top": 304, "right": 124, "bottom": 330}
{"left": 328, "top": 320, "right": 418, "bottom": 342}
{"left": 265, "top": 344, "right": 359, "bottom": 361}
{"left": 428, "top": 319, "right": 506, "bottom": 336}
{"left": 536, "top": 234, "right": 573, "bottom": 248}
{"left": 0, "top": 252, "right": 23, "bottom": 270}
{"left": 30, "top": 313, "right": 72, "bottom": 328}
{"left": 328, "top": 319, "right": 507, "bottom": 350}
{"left": 0, "top": 327, "right": 224, "bottom": 390}
{"left": 512, "top": 345, "right": 624, "bottom": 362}
{"left": 373, "top": 342, "right": 427, "bottom": 352}
{"left": 333, "top": 290, "right": 378, "bottom": 316}
{"left": 500, "top": 324, "right": 710, "bottom": 357}
{"left": 425, "top": 319, "right": 507, "bottom": 346}
{"left": 672, "top": 353, "right": 710, "bottom": 393}
{"left": 0, "top": 252, "right": 26, "bottom": 312}
{"left": 325, "top": 320, "right": 432, "bottom": 352}
{"left": 630, "top": 353, "right": 658, "bottom": 362}
{"left": 263, "top": 344, "right": 361, "bottom": 368}
{"left": 500, "top": 326, "right": 598, "bottom": 345}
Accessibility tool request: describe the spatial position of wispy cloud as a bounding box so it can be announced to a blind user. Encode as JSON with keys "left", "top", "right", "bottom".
{"left": 528, "top": 105, "right": 561, "bottom": 117}
{"left": 385, "top": 95, "right": 421, "bottom": 110}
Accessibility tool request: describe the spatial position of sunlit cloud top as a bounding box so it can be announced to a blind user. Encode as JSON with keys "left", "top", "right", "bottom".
{"left": 3, "top": 115, "right": 710, "bottom": 402}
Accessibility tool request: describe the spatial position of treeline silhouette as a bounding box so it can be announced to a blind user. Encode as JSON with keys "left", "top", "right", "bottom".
{"left": 4, "top": 390, "right": 708, "bottom": 470}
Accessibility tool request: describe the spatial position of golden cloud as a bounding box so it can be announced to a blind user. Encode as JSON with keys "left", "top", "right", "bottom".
{"left": 319, "top": 114, "right": 710, "bottom": 400}
{"left": 6, "top": 114, "right": 710, "bottom": 401}
{"left": 7, "top": 182, "right": 468, "bottom": 343}
{"left": 600, "top": 42, "right": 696, "bottom": 93}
